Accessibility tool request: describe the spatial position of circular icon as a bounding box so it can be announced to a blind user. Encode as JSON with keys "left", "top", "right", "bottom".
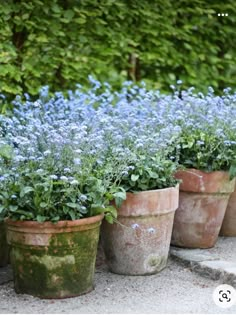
{"left": 213, "top": 284, "right": 236, "bottom": 308}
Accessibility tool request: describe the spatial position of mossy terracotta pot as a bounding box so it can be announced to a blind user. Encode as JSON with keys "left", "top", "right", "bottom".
{"left": 171, "top": 169, "right": 235, "bottom": 248}
{"left": 220, "top": 182, "right": 236, "bottom": 236}
{"left": 6, "top": 214, "right": 103, "bottom": 299}
{"left": 101, "top": 186, "right": 179, "bottom": 275}
{"left": 0, "top": 221, "right": 9, "bottom": 267}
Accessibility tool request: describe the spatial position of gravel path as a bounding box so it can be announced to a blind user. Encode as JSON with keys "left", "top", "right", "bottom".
{"left": 0, "top": 250, "right": 236, "bottom": 314}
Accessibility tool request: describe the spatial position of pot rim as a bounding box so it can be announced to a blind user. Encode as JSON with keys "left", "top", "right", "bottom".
{"left": 176, "top": 168, "right": 229, "bottom": 175}
{"left": 175, "top": 168, "right": 235, "bottom": 194}
{"left": 126, "top": 184, "right": 179, "bottom": 196}
{"left": 5, "top": 213, "right": 104, "bottom": 229}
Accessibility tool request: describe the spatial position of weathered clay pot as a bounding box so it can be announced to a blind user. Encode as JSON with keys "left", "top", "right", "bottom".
{"left": 220, "top": 182, "right": 236, "bottom": 236}
{"left": 6, "top": 214, "right": 103, "bottom": 298}
{"left": 101, "top": 186, "right": 179, "bottom": 275}
{"left": 0, "top": 221, "right": 9, "bottom": 267}
{"left": 171, "top": 169, "right": 235, "bottom": 248}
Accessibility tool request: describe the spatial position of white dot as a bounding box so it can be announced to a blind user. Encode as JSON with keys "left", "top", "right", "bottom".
{"left": 225, "top": 13, "right": 228, "bottom": 16}
{"left": 218, "top": 13, "right": 221, "bottom": 16}
{"left": 222, "top": 13, "right": 225, "bottom": 16}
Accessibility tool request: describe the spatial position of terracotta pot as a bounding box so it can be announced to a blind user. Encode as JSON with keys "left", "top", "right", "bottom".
{"left": 220, "top": 182, "right": 236, "bottom": 236}
{"left": 6, "top": 214, "right": 103, "bottom": 298}
{"left": 171, "top": 169, "right": 235, "bottom": 248}
{"left": 101, "top": 186, "right": 179, "bottom": 275}
{"left": 0, "top": 221, "right": 9, "bottom": 267}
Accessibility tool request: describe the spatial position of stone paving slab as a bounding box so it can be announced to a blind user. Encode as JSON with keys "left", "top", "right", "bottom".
{"left": 170, "top": 248, "right": 220, "bottom": 264}
{"left": 170, "top": 245, "right": 236, "bottom": 288}
{"left": 207, "top": 237, "right": 236, "bottom": 263}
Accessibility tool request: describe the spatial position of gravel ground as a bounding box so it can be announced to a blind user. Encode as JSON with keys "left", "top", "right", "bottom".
{"left": 0, "top": 248, "right": 236, "bottom": 314}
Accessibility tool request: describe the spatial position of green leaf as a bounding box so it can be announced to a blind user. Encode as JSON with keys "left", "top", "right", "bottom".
{"left": 66, "top": 202, "right": 79, "bottom": 209}
{"left": 229, "top": 164, "right": 236, "bottom": 180}
{"left": 104, "top": 206, "right": 117, "bottom": 224}
{"left": 131, "top": 174, "right": 139, "bottom": 182}
{"left": 104, "top": 213, "right": 114, "bottom": 224}
{"left": 106, "top": 206, "right": 117, "bottom": 219}
{"left": 9, "top": 205, "right": 18, "bottom": 212}
{"left": 0, "top": 144, "right": 13, "bottom": 160}
{"left": 39, "top": 202, "right": 48, "bottom": 208}
{"left": 115, "top": 197, "right": 123, "bottom": 209}
{"left": 51, "top": 216, "right": 60, "bottom": 223}
{"left": 113, "top": 190, "right": 126, "bottom": 209}
{"left": 51, "top": 4, "right": 61, "bottom": 13}
{"left": 36, "top": 215, "right": 47, "bottom": 222}
{"left": 64, "top": 10, "right": 75, "bottom": 20}
{"left": 113, "top": 191, "right": 126, "bottom": 200}
{"left": 14, "top": 209, "right": 33, "bottom": 219}
{"left": 20, "top": 186, "right": 34, "bottom": 198}
{"left": 147, "top": 170, "right": 159, "bottom": 179}
{"left": 68, "top": 210, "right": 76, "bottom": 220}
{"left": 74, "top": 17, "right": 86, "bottom": 24}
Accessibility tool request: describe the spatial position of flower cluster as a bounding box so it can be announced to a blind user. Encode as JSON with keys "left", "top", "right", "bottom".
{"left": 0, "top": 79, "right": 236, "bottom": 222}
{"left": 172, "top": 86, "right": 236, "bottom": 172}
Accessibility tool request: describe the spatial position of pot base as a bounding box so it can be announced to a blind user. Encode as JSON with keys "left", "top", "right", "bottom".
{"left": 102, "top": 186, "right": 179, "bottom": 275}
{"left": 7, "top": 215, "right": 103, "bottom": 298}
{"left": 102, "top": 212, "right": 175, "bottom": 275}
{"left": 14, "top": 285, "right": 94, "bottom": 300}
{"left": 171, "top": 192, "right": 230, "bottom": 249}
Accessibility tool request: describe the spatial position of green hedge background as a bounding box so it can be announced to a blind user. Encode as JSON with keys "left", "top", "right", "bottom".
{"left": 1, "top": 0, "right": 236, "bottom": 97}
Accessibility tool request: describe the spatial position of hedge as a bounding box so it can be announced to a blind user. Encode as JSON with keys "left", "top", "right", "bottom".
{"left": 0, "top": 0, "right": 236, "bottom": 98}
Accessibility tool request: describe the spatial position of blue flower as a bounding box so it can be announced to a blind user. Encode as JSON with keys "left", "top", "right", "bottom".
{"left": 49, "top": 175, "right": 58, "bottom": 180}
{"left": 131, "top": 223, "right": 139, "bottom": 229}
{"left": 147, "top": 227, "right": 156, "bottom": 234}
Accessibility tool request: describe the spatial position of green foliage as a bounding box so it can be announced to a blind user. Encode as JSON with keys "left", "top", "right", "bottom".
{"left": 0, "top": 137, "right": 125, "bottom": 223}
{"left": 179, "top": 129, "right": 236, "bottom": 171}
{"left": 121, "top": 154, "right": 179, "bottom": 192}
{"left": 0, "top": 143, "right": 13, "bottom": 161}
{"left": 0, "top": 0, "right": 236, "bottom": 100}
{"left": 229, "top": 163, "right": 236, "bottom": 180}
{"left": 0, "top": 165, "right": 119, "bottom": 223}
